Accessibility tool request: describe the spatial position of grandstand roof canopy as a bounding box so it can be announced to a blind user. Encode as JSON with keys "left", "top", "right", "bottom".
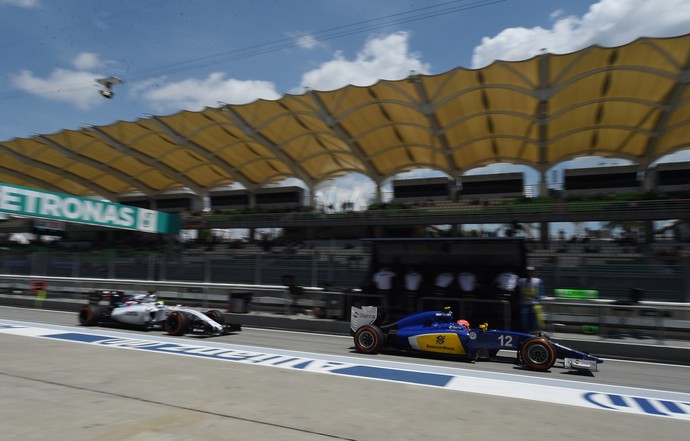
{"left": 1, "top": 33, "right": 689, "bottom": 201}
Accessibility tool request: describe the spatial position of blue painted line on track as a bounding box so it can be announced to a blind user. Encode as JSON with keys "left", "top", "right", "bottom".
{"left": 3, "top": 320, "right": 690, "bottom": 420}
{"left": 46, "top": 333, "right": 111, "bottom": 343}
{"left": 335, "top": 365, "right": 453, "bottom": 387}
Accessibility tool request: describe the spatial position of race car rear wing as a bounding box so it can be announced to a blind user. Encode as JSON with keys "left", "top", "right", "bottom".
{"left": 88, "top": 290, "right": 126, "bottom": 305}
{"left": 350, "top": 306, "right": 381, "bottom": 334}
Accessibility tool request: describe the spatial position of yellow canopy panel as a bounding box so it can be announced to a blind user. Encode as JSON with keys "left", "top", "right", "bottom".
{"left": 1, "top": 33, "right": 689, "bottom": 200}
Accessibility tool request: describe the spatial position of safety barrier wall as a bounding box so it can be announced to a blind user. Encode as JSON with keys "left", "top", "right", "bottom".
{"left": 1, "top": 249, "right": 688, "bottom": 302}
{"left": 1, "top": 274, "right": 689, "bottom": 342}
{"left": 543, "top": 300, "right": 690, "bottom": 342}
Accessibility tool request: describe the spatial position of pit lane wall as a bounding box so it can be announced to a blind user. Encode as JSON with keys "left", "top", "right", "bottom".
{"left": 1, "top": 274, "right": 689, "bottom": 365}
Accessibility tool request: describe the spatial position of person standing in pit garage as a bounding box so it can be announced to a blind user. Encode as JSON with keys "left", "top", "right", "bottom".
{"left": 517, "top": 266, "right": 544, "bottom": 332}
{"left": 403, "top": 267, "right": 423, "bottom": 313}
{"left": 372, "top": 267, "right": 396, "bottom": 312}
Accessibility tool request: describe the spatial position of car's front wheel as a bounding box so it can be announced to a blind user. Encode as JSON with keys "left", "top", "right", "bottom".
{"left": 204, "top": 309, "right": 225, "bottom": 325}
{"left": 354, "top": 325, "right": 385, "bottom": 354}
{"left": 519, "top": 337, "right": 556, "bottom": 371}
{"left": 165, "top": 311, "right": 188, "bottom": 336}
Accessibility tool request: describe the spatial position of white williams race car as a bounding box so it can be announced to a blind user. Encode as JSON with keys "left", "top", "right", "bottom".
{"left": 78, "top": 290, "right": 241, "bottom": 336}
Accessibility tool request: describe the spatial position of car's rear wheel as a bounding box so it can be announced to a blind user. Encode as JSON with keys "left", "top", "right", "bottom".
{"left": 354, "top": 325, "right": 385, "bottom": 354}
{"left": 204, "top": 309, "right": 225, "bottom": 325}
{"left": 78, "top": 304, "right": 101, "bottom": 326}
{"left": 519, "top": 337, "right": 556, "bottom": 371}
{"left": 165, "top": 311, "right": 188, "bottom": 336}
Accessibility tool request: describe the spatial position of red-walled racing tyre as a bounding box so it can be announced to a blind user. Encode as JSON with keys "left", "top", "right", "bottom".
{"left": 204, "top": 309, "right": 225, "bottom": 325}
{"left": 519, "top": 337, "right": 556, "bottom": 371}
{"left": 531, "top": 330, "right": 551, "bottom": 340}
{"left": 354, "top": 325, "right": 385, "bottom": 354}
{"left": 165, "top": 311, "right": 189, "bottom": 336}
{"left": 78, "top": 304, "right": 101, "bottom": 326}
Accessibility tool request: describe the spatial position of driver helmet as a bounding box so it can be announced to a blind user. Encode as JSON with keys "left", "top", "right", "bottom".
{"left": 456, "top": 319, "right": 470, "bottom": 330}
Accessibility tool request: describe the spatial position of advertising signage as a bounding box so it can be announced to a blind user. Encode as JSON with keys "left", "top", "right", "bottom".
{"left": 0, "top": 183, "right": 180, "bottom": 234}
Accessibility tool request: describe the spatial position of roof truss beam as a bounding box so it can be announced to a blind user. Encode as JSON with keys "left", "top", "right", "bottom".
{"left": 0, "top": 166, "right": 64, "bottom": 193}
{"left": 408, "top": 73, "right": 456, "bottom": 173}
{"left": 643, "top": 61, "right": 690, "bottom": 162}
{"left": 0, "top": 142, "right": 117, "bottom": 200}
{"left": 34, "top": 135, "right": 156, "bottom": 198}
{"left": 218, "top": 106, "right": 315, "bottom": 188}
{"left": 87, "top": 126, "right": 205, "bottom": 196}
{"left": 149, "top": 117, "right": 256, "bottom": 191}
{"left": 306, "top": 90, "right": 384, "bottom": 182}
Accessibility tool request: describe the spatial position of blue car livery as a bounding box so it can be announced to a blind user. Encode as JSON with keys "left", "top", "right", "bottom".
{"left": 351, "top": 306, "right": 603, "bottom": 372}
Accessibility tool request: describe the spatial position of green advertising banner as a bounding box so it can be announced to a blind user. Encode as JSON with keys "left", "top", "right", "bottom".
{"left": 0, "top": 183, "right": 180, "bottom": 234}
{"left": 554, "top": 288, "right": 599, "bottom": 299}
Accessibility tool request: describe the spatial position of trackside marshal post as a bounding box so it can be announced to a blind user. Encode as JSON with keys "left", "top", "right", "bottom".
{"left": 0, "top": 183, "right": 180, "bottom": 234}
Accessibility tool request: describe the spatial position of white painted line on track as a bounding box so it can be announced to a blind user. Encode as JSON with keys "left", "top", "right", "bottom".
{"left": 242, "top": 325, "right": 352, "bottom": 339}
{"left": 1, "top": 319, "right": 689, "bottom": 421}
{"left": 0, "top": 305, "right": 74, "bottom": 314}
{"left": 603, "top": 357, "right": 690, "bottom": 368}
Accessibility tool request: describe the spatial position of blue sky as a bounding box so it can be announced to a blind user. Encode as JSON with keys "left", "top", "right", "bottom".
{"left": 2, "top": 0, "right": 690, "bottom": 217}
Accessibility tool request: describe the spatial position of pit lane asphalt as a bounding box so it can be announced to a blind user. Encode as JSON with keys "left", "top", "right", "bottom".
{"left": 1, "top": 307, "right": 689, "bottom": 441}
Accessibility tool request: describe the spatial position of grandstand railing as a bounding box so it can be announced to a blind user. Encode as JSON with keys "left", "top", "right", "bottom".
{"left": 1, "top": 245, "right": 688, "bottom": 302}
{"left": 182, "top": 197, "right": 690, "bottom": 228}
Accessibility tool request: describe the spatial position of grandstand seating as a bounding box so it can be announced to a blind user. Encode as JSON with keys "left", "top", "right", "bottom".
{"left": 563, "top": 165, "right": 641, "bottom": 197}
{"left": 458, "top": 172, "right": 524, "bottom": 199}
{"left": 392, "top": 177, "right": 453, "bottom": 202}
{"left": 118, "top": 198, "right": 151, "bottom": 209}
{"left": 652, "top": 161, "right": 690, "bottom": 194}
{"left": 151, "top": 192, "right": 203, "bottom": 213}
{"left": 255, "top": 186, "right": 305, "bottom": 209}
{"left": 209, "top": 189, "right": 250, "bottom": 210}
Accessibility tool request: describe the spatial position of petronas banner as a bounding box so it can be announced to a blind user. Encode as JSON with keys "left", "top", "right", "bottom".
{"left": 0, "top": 183, "right": 179, "bottom": 234}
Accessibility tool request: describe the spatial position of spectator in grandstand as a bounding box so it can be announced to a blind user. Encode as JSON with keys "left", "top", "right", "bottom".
{"left": 517, "top": 266, "right": 544, "bottom": 332}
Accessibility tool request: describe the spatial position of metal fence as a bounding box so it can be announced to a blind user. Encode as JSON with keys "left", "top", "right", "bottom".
{"left": 1, "top": 247, "right": 688, "bottom": 302}
{"left": 0, "top": 248, "right": 371, "bottom": 290}
{"left": 182, "top": 197, "right": 690, "bottom": 226}
{"left": 1, "top": 268, "right": 689, "bottom": 342}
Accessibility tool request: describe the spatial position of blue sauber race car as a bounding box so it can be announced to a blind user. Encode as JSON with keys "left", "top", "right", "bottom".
{"left": 351, "top": 306, "right": 603, "bottom": 372}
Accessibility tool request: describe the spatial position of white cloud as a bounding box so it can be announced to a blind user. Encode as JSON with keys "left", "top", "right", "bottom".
{"left": 472, "top": 0, "right": 690, "bottom": 68}
{"left": 549, "top": 9, "right": 564, "bottom": 20}
{"left": 291, "top": 33, "right": 319, "bottom": 50}
{"left": 561, "top": 156, "right": 632, "bottom": 169}
{"left": 140, "top": 72, "right": 281, "bottom": 111}
{"left": 72, "top": 52, "right": 104, "bottom": 70}
{"left": 0, "top": 0, "right": 39, "bottom": 7}
{"left": 139, "top": 31, "right": 422, "bottom": 111}
{"left": 316, "top": 174, "right": 377, "bottom": 209}
{"left": 295, "top": 31, "right": 430, "bottom": 92}
{"left": 11, "top": 68, "right": 103, "bottom": 110}
{"left": 9, "top": 52, "right": 117, "bottom": 110}
{"left": 652, "top": 150, "right": 690, "bottom": 165}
